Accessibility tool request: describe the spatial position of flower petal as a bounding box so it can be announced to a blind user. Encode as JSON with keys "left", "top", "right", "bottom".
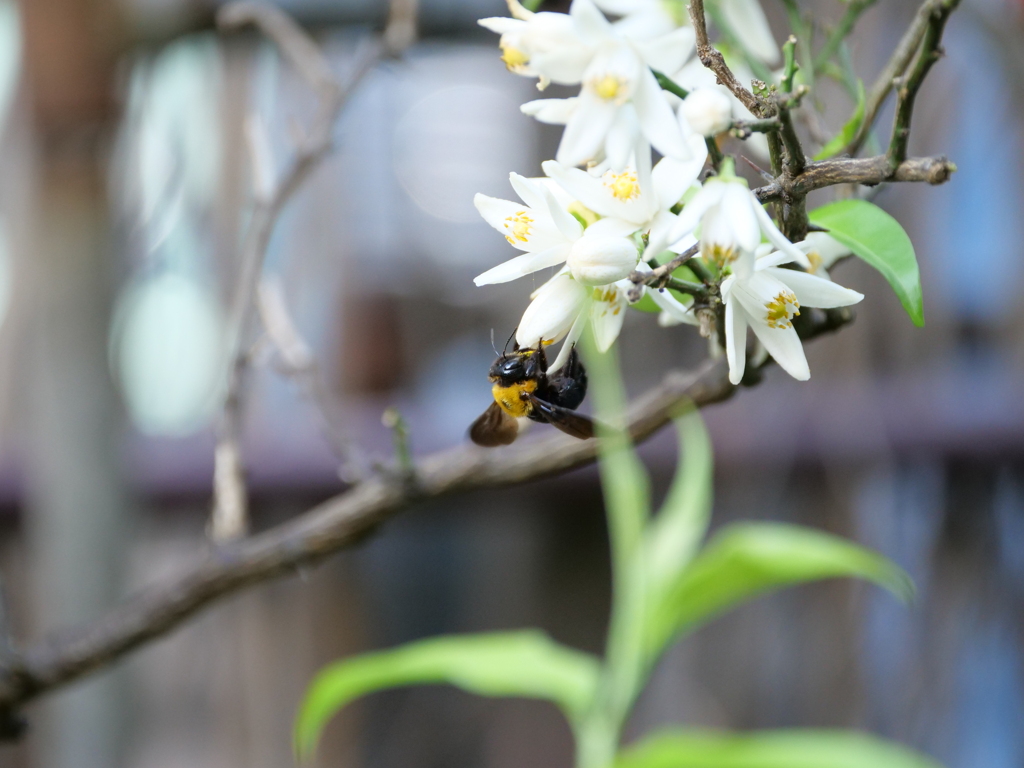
{"left": 509, "top": 172, "right": 550, "bottom": 213}
{"left": 548, "top": 307, "right": 590, "bottom": 372}
{"left": 557, "top": 89, "right": 618, "bottom": 167}
{"left": 474, "top": 244, "right": 571, "bottom": 285}
{"left": 521, "top": 97, "right": 577, "bottom": 125}
{"left": 748, "top": 321, "right": 810, "bottom": 380}
{"left": 478, "top": 17, "right": 523, "bottom": 34}
{"left": 649, "top": 285, "right": 699, "bottom": 326}
{"left": 725, "top": 297, "right": 747, "bottom": 384}
{"left": 544, "top": 186, "right": 584, "bottom": 240}
{"left": 604, "top": 106, "right": 641, "bottom": 173}
{"left": 591, "top": 289, "right": 627, "bottom": 352}
{"left": 722, "top": 183, "right": 761, "bottom": 254}
{"left": 752, "top": 200, "right": 810, "bottom": 267}
{"left": 474, "top": 193, "right": 566, "bottom": 252}
{"left": 543, "top": 159, "right": 619, "bottom": 219}
{"left": 666, "top": 181, "right": 725, "bottom": 245}
{"left": 633, "top": 66, "right": 692, "bottom": 161}
{"left": 586, "top": 216, "right": 641, "bottom": 237}
{"left": 719, "top": 0, "right": 780, "bottom": 64}
{"left": 763, "top": 267, "right": 864, "bottom": 308}
{"left": 570, "top": 0, "right": 615, "bottom": 43}
{"left": 517, "top": 273, "right": 589, "bottom": 348}
{"left": 652, "top": 134, "right": 707, "bottom": 209}
{"left": 638, "top": 26, "right": 696, "bottom": 73}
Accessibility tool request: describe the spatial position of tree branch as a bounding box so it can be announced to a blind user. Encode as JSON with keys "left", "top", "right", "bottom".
{"left": 0, "top": 301, "right": 866, "bottom": 718}
{"left": 687, "top": 0, "right": 769, "bottom": 118}
{"left": 887, "top": 0, "right": 960, "bottom": 169}
{"left": 211, "top": 2, "right": 402, "bottom": 539}
{"left": 845, "top": 0, "right": 953, "bottom": 156}
{"left": 752, "top": 153, "right": 956, "bottom": 202}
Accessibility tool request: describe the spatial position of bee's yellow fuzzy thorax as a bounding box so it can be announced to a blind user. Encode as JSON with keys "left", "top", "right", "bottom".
{"left": 492, "top": 379, "right": 537, "bottom": 418}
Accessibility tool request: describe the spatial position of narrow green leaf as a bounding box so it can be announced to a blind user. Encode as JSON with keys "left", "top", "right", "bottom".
{"left": 809, "top": 200, "right": 924, "bottom": 326}
{"left": 617, "top": 728, "right": 945, "bottom": 768}
{"left": 294, "top": 631, "right": 599, "bottom": 761}
{"left": 813, "top": 80, "right": 865, "bottom": 160}
{"left": 646, "top": 410, "right": 714, "bottom": 588}
{"left": 645, "top": 522, "right": 914, "bottom": 653}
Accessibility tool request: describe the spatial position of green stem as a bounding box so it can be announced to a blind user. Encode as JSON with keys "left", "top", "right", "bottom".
{"left": 573, "top": 339, "right": 652, "bottom": 768}
{"left": 662, "top": 277, "right": 707, "bottom": 297}
{"left": 813, "top": 0, "right": 878, "bottom": 72}
{"left": 652, "top": 69, "right": 689, "bottom": 100}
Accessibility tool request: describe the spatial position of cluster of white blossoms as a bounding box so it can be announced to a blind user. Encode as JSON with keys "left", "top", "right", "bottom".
{"left": 473, "top": 0, "right": 865, "bottom": 385}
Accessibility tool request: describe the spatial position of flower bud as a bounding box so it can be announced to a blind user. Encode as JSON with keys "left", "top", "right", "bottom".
{"left": 681, "top": 88, "right": 733, "bottom": 137}
{"left": 516, "top": 273, "right": 588, "bottom": 349}
{"left": 566, "top": 234, "right": 638, "bottom": 286}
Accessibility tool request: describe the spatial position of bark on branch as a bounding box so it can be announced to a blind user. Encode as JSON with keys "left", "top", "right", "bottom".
{"left": 752, "top": 153, "right": 957, "bottom": 202}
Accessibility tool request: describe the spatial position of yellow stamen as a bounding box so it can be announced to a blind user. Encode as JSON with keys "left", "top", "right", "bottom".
{"left": 703, "top": 242, "right": 739, "bottom": 268}
{"left": 603, "top": 170, "right": 640, "bottom": 201}
{"left": 764, "top": 290, "right": 800, "bottom": 329}
{"left": 503, "top": 210, "right": 534, "bottom": 244}
{"left": 593, "top": 75, "right": 624, "bottom": 101}
{"left": 807, "top": 250, "right": 823, "bottom": 274}
{"left": 500, "top": 44, "right": 529, "bottom": 72}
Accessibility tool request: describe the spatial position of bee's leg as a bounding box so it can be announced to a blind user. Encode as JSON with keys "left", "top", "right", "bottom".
{"left": 534, "top": 341, "right": 549, "bottom": 371}
{"left": 547, "top": 345, "right": 587, "bottom": 411}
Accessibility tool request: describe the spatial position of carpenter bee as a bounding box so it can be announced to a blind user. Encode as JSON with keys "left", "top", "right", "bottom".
{"left": 469, "top": 340, "right": 595, "bottom": 447}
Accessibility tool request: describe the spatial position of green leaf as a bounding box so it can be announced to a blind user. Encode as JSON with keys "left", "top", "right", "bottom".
{"left": 616, "top": 728, "right": 945, "bottom": 768}
{"left": 813, "top": 79, "right": 865, "bottom": 160}
{"left": 645, "top": 522, "right": 913, "bottom": 654}
{"left": 809, "top": 200, "right": 924, "bottom": 326}
{"left": 646, "top": 410, "right": 714, "bottom": 590}
{"left": 294, "top": 631, "right": 599, "bottom": 761}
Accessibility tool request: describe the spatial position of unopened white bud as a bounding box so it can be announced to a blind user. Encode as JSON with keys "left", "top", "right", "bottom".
{"left": 516, "top": 273, "right": 587, "bottom": 348}
{"left": 566, "top": 235, "right": 638, "bottom": 286}
{"left": 681, "top": 88, "right": 733, "bottom": 137}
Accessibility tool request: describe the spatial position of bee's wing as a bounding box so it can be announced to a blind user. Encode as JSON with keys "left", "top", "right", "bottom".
{"left": 527, "top": 394, "right": 595, "bottom": 440}
{"left": 469, "top": 402, "right": 520, "bottom": 447}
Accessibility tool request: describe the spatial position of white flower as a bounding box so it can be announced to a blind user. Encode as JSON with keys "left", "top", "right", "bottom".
{"left": 718, "top": 0, "right": 780, "bottom": 65}
{"left": 595, "top": 0, "right": 777, "bottom": 64}
{"left": 517, "top": 0, "right": 695, "bottom": 170}
{"left": 473, "top": 173, "right": 640, "bottom": 287}
{"left": 541, "top": 136, "right": 707, "bottom": 256}
{"left": 670, "top": 58, "right": 769, "bottom": 159}
{"left": 592, "top": 0, "right": 684, "bottom": 40}
{"left": 800, "top": 232, "right": 851, "bottom": 278}
{"left": 478, "top": 0, "right": 596, "bottom": 89}
{"left": 667, "top": 171, "right": 807, "bottom": 274}
{"left": 517, "top": 267, "right": 695, "bottom": 370}
{"left": 681, "top": 88, "right": 733, "bottom": 137}
{"left": 721, "top": 246, "right": 863, "bottom": 384}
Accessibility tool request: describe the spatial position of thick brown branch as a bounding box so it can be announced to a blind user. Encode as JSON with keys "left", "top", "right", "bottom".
{"left": 687, "top": 0, "right": 768, "bottom": 118}
{"left": 753, "top": 154, "right": 956, "bottom": 202}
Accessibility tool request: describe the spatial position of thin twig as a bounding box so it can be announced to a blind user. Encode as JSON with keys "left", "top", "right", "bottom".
{"left": 887, "top": 0, "right": 960, "bottom": 169}
{"left": 687, "top": 0, "right": 769, "bottom": 118}
{"left": 844, "top": 0, "right": 950, "bottom": 156}
{"left": 210, "top": 3, "right": 389, "bottom": 541}
{"left": 813, "top": 0, "right": 878, "bottom": 72}
{"left": 628, "top": 243, "right": 701, "bottom": 301}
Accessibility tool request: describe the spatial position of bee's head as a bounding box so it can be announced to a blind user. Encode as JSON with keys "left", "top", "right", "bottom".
{"left": 489, "top": 351, "right": 530, "bottom": 384}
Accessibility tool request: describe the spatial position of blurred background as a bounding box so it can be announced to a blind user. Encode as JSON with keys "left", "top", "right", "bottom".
{"left": 0, "top": 0, "right": 1021, "bottom": 765}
